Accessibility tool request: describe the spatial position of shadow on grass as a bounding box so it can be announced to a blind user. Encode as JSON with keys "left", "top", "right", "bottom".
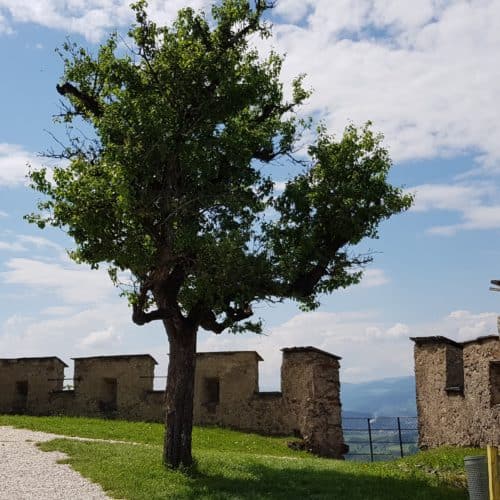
{"left": 191, "top": 461, "right": 466, "bottom": 500}
{"left": 39, "top": 439, "right": 467, "bottom": 500}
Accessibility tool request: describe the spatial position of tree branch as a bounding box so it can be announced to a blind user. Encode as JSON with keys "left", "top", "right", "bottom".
{"left": 288, "top": 262, "right": 328, "bottom": 297}
{"left": 56, "top": 82, "right": 103, "bottom": 118}
{"left": 132, "top": 305, "right": 173, "bottom": 325}
{"left": 199, "top": 305, "right": 253, "bottom": 334}
{"left": 132, "top": 278, "right": 176, "bottom": 325}
{"left": 221, "top": 0, "right": 275, "bottom": 50}
{"left": 287, "top": 239, "right": 345, "bottom": 297}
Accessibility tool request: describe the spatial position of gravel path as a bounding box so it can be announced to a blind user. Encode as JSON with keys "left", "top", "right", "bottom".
{"left": 0, "top": 427, "right": 111, "bottom": 500}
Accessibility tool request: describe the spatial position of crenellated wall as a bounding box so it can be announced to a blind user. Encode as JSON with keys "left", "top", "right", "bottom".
{"left": 411, "top": 334, "right": 500, "bottom": 448}
{"left": 0, "top": 357, "right": 67, "bottom": 415}
{"left": 0, "top": 346, "right": 346, "bottom": 458}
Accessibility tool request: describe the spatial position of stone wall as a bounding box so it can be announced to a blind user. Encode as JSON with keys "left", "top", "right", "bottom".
{"left": 281, "top": 347, "right": 345, "bottom": 457}
{"left": 50, "top": 355, "right": 157, "bottom": 419}
{"left": 0, "top": 346, "right": 346, "bottom": 458}
{"left": 0, "top": 357, "right": 66, "bottom": 415}
{"left": 412, "top": 334, "right": 500, "bottom": 448}
{"left": 190, "top": 347, "right": 345, "bottom": 457}
{"left": 192, "top": 351, "right": 290, "bottom": 434}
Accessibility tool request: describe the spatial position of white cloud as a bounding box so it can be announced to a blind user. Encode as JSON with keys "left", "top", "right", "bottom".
{"left": 0, "top": 210, "right": 7, "bottom": 217}
{"left": 366, "top": 322, "right": 410, "bottom": 339}
{"left": 16, "top": 235, "right": 64, "bottom": 253}
{"left": 0, "top": 241, "right": 25, "bottom": 252}
{"left": 1, "top": 304, "right": 123, "bottom": 356}
{"left": 440, "top": 309, "right": 498, "bottom": 341}
{"left": 78, "top": 326, "right": 121, "bottom": 349}
{"left": 40, "top": 306, "right": 76, "bottom": 316}
{"left": 359, "top": 268, "right": 390, "bottom": 288}
{"left": 411, "top": 182, "right": 500, "bottom": 235}
{"left": 198, "top": 309, "right": 414, "bottom": 387}
{"left": 0, "top": 0, "right": 211, "bottom": 42}
{"left": 197, "top": 306, "right": 498, "bottom": 388}
{"left": 0, "top": 301, "right": 167, "bottom": 384}
{"left": 269, "top": 0, "right": 500, "bottom": 167}
{"left": 273, "top": 181, "right": 287, "bottom": 192}
{"left": 410, "top": 183, "right": 491, "bottom": 213}
{"left": 1, "top": 2, "right": 498, "bottom": 166}
{"left": 0, "top": 296, "right": 495, "bottom": 390}
{"left": 1, "top": 257, "right": 115, "bottom": 304}
{"left": 0, "top": 233, "right": 70, "bottom": 257}
{"left": 0, "top": 12, "right": 12, "bottom": 34}
{"left": 0, "top": 143, "right": 43, "bottom": 187}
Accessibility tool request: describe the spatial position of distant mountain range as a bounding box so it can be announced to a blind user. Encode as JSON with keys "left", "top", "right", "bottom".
{"left": 341, "top": 376, "right": 417, "bottom": 418}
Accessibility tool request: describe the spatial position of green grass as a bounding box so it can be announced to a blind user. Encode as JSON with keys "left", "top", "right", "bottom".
{"left": 0, "top": 415, "right": 480, "bottom": 500}
{"left": 0, "top": 415, "right": 299, "bottom": 457}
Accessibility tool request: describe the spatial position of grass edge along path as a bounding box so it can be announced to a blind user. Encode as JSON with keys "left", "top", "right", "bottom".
{"left": 1, "top": 415, "right": 479, "bottom": 499}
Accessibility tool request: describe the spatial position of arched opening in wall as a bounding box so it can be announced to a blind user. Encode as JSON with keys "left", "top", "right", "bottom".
{"left": 490, "top": 361, "right": 500, "bottom": 406}
{"left": 13, "top": 380, "right": 28, "bottom": 413}
{"left": 98, "top": 377, "right": 118, "bottom": 414}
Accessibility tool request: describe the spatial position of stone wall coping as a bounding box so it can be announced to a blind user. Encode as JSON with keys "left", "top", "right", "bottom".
{"left": 281, "top": 346, "right": 342, "bottom": 360}
{"left": 410, "top": 335, "right": 462, "bottom": 347}
{"left": 71, "top": 354, "right": 158, "bottom": 364}
{"left": 410, "top": 334, "right": 499, "bottom": 348}
{"left": 461, "top": 335, "right": 499, "bottom": 346}
{"left": 0, "top": 356, "right": 68, "bottom": 367}
{"left": 196, "top": 351, "right": 263, "bottom": 361}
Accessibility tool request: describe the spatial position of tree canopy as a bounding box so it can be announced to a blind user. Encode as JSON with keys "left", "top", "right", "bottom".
{"left": 28, "top": 0, "right": 412, "bottom": 336}
{"left": 26, "top": 0, "right": 413, "bottom": 467}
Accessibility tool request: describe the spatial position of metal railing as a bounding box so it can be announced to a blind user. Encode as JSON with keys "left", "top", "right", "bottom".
{"left": 342, "top": 416, "right": 418, "bottom": 462}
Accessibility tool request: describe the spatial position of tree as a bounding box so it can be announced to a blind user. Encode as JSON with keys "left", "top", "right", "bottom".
{"left": 27, "top": 0, "right": 413, "bottom": 468}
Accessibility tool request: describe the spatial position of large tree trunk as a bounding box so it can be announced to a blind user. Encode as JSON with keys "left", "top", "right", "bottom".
{"left": 163, "top": 320, "right": 197, "bottom": 468}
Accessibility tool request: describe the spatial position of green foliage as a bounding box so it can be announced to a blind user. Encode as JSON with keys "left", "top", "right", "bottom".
{"left": 26, "top": 0, "right": 413, "bottom": 333}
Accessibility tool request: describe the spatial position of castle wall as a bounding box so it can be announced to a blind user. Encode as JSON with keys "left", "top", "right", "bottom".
{"left": 0, "top": 358, "right": 66, "bottom": 415}
{"left": 193, "top": 352, "right": 266, "bottom": 426}
{"left": 192, "top": 351, "right": 288, "bottom": 435}
{"left": 190, "top": 347, "right": 345, "bottom": 458}
{"left": 72, "top": 355, "right": 156, "bottom": 419}
{"left": 0, "top": 347, "right": 346, "bottom": 458}
{"left": 281, "top": 348, "right": 344, "bottom": 457}
{"left": 142, "top": 391, "right": 165, "bottom": 422}
{"left": 462, "top": 338, "right": 500, "bottom": 446}
{"left": 412, "top": 335, "right": 500, "bottom": 449}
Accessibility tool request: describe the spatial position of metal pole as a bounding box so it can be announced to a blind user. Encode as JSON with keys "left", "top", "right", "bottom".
{"left": 397, "top": 417, "right": 404, "bottom": 458}
{"left": 367, "top": 418, "right": 374, "bottom": 462}
{"left": 487, "top": 446, "right": 500, "bottom": 500}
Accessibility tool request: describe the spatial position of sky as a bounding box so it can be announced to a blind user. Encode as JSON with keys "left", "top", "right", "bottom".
{"left": 1, "top": 0, "right": 500, "bottom": 390}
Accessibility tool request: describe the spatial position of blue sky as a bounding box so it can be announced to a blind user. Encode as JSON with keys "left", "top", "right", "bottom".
{"left": 1, "top": 0, "right": 500, "bottom": 389}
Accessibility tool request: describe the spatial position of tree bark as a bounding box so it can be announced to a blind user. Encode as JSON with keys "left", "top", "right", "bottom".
{"left": 163, "top": 320, "right": 197, "bottom": 468}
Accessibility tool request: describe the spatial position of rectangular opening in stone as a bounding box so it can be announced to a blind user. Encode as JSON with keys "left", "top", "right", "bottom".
{"left": 490, "top": 361, "right": 500, "bottom": 406}
{"left": 203, "top": 377, "right": 220, "bottom": 405}
{"left": 13, "top": 380, "right": 28, "bottom": 413}
{"left": 445, "top": 347, "right": 464, "bottom": 393}
{"left": 99, "top": 377, "right": 118, "bottom": 413}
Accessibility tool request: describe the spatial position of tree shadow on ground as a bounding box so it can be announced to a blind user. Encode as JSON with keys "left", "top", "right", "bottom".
{"left": 38, "top": 439, "right": 467, "bottom": 500}
{"left": 189, "top": 460, "right": 467, "bottom": 500}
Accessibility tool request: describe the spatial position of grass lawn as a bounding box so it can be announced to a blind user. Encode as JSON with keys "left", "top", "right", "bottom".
{"left": 0, "top": 415, "right": 479, "bottom": 499}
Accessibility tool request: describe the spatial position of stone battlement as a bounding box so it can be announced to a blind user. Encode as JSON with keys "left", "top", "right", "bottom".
{"left": 0, "top": 346, "right": 346, "bottom": 458}
{"left": 411, "top": 334, "right": 500, "bottom": 448}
